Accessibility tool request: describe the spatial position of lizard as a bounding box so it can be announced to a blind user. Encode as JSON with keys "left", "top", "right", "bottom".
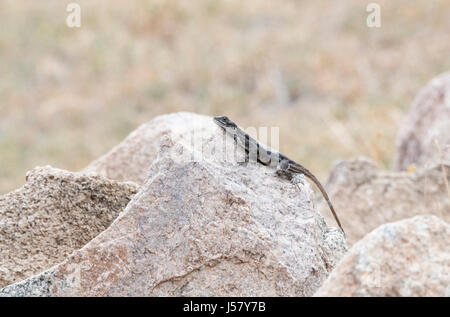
{"left": 213, "top": 115, "right": 345, "bottom": 236}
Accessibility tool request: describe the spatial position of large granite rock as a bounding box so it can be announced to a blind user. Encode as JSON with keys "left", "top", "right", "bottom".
{"left": 1, "top": 113, "right": 346, "bottom": 296}
{"left": 394, "top": 72, "right": 450, "bottom": 170}
{"left": 315, "top": 215, "right": 450, "bottom": 297}
{"left": 0, "top": 166, "right": 140, "bottom": 288}
{"left": 318, "top": 157, "right": 450, "bottom": 246}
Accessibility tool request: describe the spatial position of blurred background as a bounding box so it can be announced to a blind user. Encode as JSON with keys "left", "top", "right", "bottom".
{"left": 1, "top": 0, "right": 450, "bottom": 194}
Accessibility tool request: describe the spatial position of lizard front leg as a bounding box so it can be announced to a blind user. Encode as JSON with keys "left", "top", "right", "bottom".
{"left": 234, "top": 133, "right": 249, "bottom": 166}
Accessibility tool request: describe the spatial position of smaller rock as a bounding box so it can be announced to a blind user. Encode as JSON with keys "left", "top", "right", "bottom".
{"left": 315, "top": 215, "right": 450, "bottom": 297}
{"left": 318, "top": 157, "right": 450, "bottom": 246}
{"left": 0, "top": 166, "right": 140, "bottom": 288}
{"left": 394, "top": 72, "right": 450, "bottom": 170}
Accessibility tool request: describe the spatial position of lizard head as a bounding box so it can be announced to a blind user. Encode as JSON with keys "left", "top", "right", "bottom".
{"left": 213, "top": 116, "right": 238, "bottom": 129}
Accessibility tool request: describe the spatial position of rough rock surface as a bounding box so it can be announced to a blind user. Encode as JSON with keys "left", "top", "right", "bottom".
{"left": 0, "top": 166, "right": 140, "bottom": 288}
{"left": 318, "top": 157, "right": 450, "bottom": 246}
{"left": 84, "top": 112, "right": 214, "bottom": 185}
{"left": 315, "top": 215, "right": 450, "bottom": 297}
{"left": 1, "top": 114, "right": 346, "bottom": 297}
{"left": 394, "top": 72, "right": 450, "bottom": 170}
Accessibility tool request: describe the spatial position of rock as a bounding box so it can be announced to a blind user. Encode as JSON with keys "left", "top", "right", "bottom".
{"left": 83, "top": 112, "right": 214, "bottom": 184}
{"left": 1, "top": 113, "right": 346, "bottom": 296}
{"left": 315, "top": 215, "right": 450, "bottom": 297}
{"left": 318, "top": 157, "right": 450, "bottom": 246}
{"left": 0, "top": 166, "right": 140, "bottom": 288}
{"left": 394, "top": 72, "right": 450, "bottom": 171}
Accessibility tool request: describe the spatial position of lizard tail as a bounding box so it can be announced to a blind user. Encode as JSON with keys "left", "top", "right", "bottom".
{"left": 290, "top": 165, "right": 345, "bottom": 237}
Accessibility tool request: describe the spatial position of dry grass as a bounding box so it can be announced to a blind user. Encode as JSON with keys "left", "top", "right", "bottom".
{"left": 1, "top": 0, "right": 450, "bottom": 194}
